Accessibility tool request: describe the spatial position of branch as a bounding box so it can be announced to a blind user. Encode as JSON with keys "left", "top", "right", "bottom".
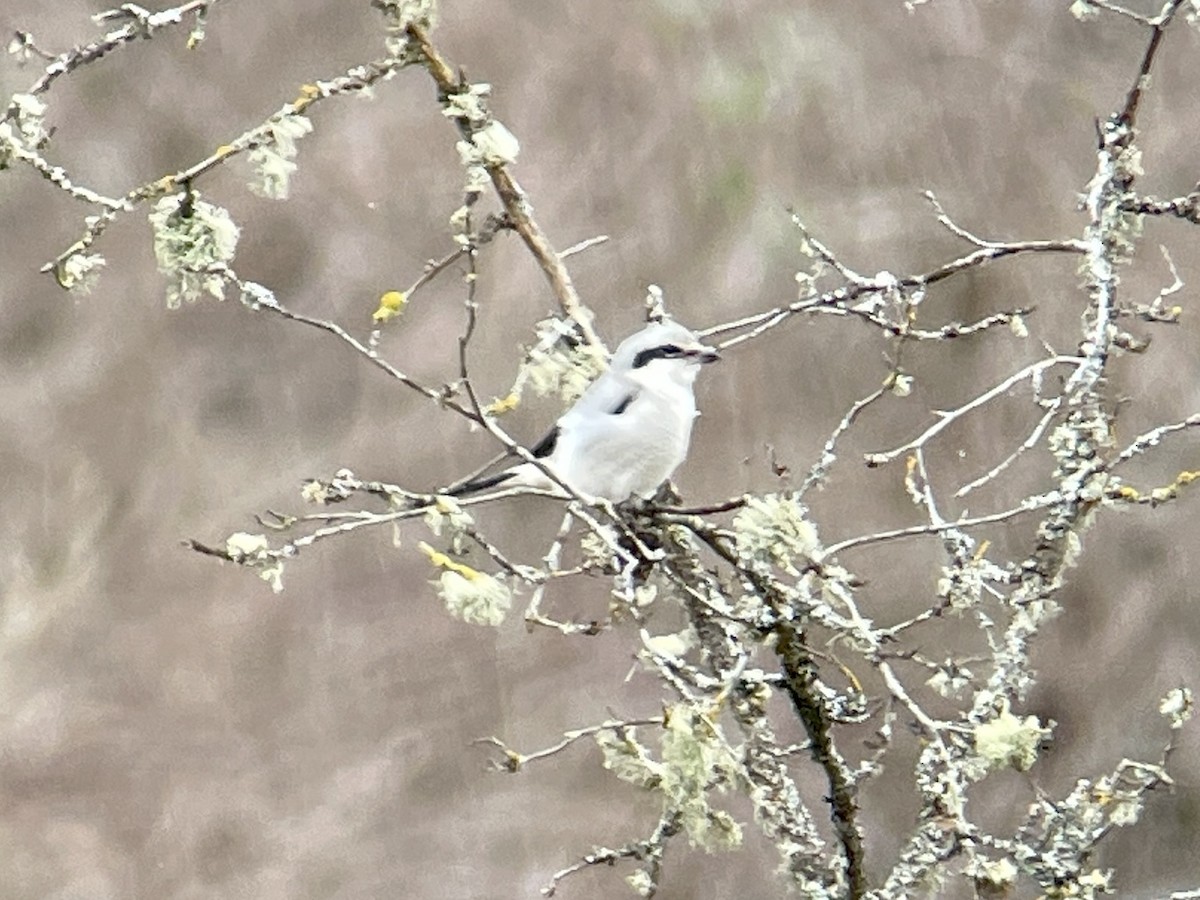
{"left": 542, "top": 812, "right": 681, "bottom": 898}
{"left": 1117, "top": 0, "right": 1186, "bottom": 127}
{"left": 40, "top": 55, "right": 410, "bottom": 281}
{"left": 11, "top": 0, "right": 225, "bottom": 104}
{"left": 1112, "top": 414, "right": 1200, "bottom": 466}
{"left": 477, "top": 717, "right": 664, "bottom": 773}
{"left": 703, "top": 239, "right": 1081, "bottom": 350}
{"left": 825, "top": 495, "right": 1057, "bottom": 556}
{"left": 864, "top": 357, "right": 1082, "bottom": 466}
{"left": 402, "top": 23, "right": 604, "bottom": 353}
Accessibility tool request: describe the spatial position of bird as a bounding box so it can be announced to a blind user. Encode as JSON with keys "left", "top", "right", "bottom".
{"left": 449, "top": 320, "right": 720, "bottom": 502}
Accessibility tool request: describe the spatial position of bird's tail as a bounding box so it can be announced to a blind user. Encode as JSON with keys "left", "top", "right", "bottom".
{"left": 441, "top": 462, "right": 560, "bottom": 498}
{"left": 444, "top": 468, "right": 519, "bottom": 497}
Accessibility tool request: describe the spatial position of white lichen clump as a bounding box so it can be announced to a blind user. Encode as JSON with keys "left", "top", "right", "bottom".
{"left": 423, "top": 495, "right": 475, "bottom": 554}
{"left": 378, "top": 0, "right": 438, "bottom": 56}
{"left": 442, "top": 82, "right": 493, "bottom": 127}
{"left": 1159, "top": 686, "right": 1194, "bottom": 729}
{"left": 733, "top": 494, "right": 820, "bottom": 575}
{"left": 224, "top": 532, "right": 284, "bottom": 593}
{"left": 596, "top": 708, "right": 742, "bottom": 854}
{"left": 494, "top": 316, "right": 608, "bottom": 411}
{"left": 926, "top": 660, "right": 973, "bottom": 699}
{"left": 248, "top": 110, "right": 313, "bottom": 200}
{"left": 0, "top": 92, "right": 48, "bottom": 167}
{"left": 973, "top": 703, "right": 1048, "bottom": 772}
{"left": 1069, "top": 0, "right": 1100, "bottom": 21}
{"left": 148, "top": 193, "right": 240, "bottom": 308}
{"left": 936, "top": 552, "right": 1006, "bottom": 611}
{"left": 432, "top": 567, "right": 511, "bottom": 627}
{"left": 659, "top": 708, "right": 743, "bottom": 851}
{"left": 58, "top": 253, "right": 106, "bottom": 295}
{"left": 595, "top": 726, "right": 663, "bottom": 790}
{"left": 470, "top": 120, "right": 519, "bottom": 166}
{"left": 965, "top": 856, "right": 1018, "bottom": 894}
{"left": 418, "top": 540, "right": 511, "bottom": 627}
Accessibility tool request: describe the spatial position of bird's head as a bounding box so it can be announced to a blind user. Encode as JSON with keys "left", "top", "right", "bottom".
{"left": 611, "top": 320, "right": 720, "bottom": 389}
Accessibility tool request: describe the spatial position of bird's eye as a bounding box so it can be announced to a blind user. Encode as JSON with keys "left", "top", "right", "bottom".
{"left": 659, "top": 344, "right": 683, "bottom": 356}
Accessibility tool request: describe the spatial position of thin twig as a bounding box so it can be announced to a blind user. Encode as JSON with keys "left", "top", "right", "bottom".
{"left": 956, "top": 401, "right": 1062, "bottom": 498}
{"left": 476, "top": 716, "right": 663, "bottom": 773}
{"left": 403, "top": 23, "right": 604, "bottom": 353}
{"left": 13, "top": 0, "right": 225, "bottom": 104}
{"left": 824, "top": 494, "right": 1058, "bottom": 557}
{"left": 864, "top": 357, "right": 1083, "bottom": 467}
{"left": 799, "top": 385, "right": 890, "bottom": 497}
{"left": 1117, "top": 0, "right": 1186, "bottom": 127}
{"left": 1111, "top": 414, "right": 1200, "bottom": 466}
{"left": 41, "top": 55, "right": 410, "bottom": 279}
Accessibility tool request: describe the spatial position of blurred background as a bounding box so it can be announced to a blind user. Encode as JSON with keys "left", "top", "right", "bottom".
{"left": 1, "top": 1, "right": 1198, "bottom": 897}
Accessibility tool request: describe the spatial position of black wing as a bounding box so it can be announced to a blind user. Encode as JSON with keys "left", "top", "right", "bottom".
{"left": 530, "top": 390, "right": 634, "bottom": 464}
{"left": 609, "top": 392, "right": 636, "bottom": 416}
{"left": 529, "top": 425, "right": 560, "bottom": 459}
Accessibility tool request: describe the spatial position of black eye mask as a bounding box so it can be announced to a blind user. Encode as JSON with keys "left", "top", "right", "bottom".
{"left": 632, "top": 344, "right": 684, "bottom": 368}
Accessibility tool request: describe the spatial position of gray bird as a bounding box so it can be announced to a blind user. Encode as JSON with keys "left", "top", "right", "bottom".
{"left": 452, "top": 320, "right": 719, "bottom": 501}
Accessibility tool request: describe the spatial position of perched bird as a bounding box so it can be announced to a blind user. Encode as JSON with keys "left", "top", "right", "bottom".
{"left": 451, "top": 320, "right": 720, "bottom": 501}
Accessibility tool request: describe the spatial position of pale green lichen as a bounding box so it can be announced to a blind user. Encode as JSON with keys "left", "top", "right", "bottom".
{"left": 258, "top": 561, "right": 285, "bottom": 593}
{"left": 472, "top": 120, "right": 519, "bottom": 165}
{"left": 423, "top": 495, "right": 474, "bottom": 554}
{"left": 965, "top": 856, "right": 1018, "bottom": 894}
{"left": 733, "top": 493, "right": 820, "bottom": 575}
{"left": 579, "top": 525, "right": 620, "bottom": 570}
{"left": 442, "top": 81, "right": 519, "bottom": 168}
{"left": 596, "top": 727, "right": 663, "bottom": 789}
{"left": 0, "top": 92, "right": 48, "bottom": 168}
{"left": 1069, "top": 0, "right": 1099, "bottom": 21}
{"left": 238, "top": 280, "right": 277, "bottom": 310}
{"left": 7, "top": 32, "right": 37, "bottom": 65}
{"left": 927, "top": 660, "right": 973, "bottom": 699}
{"left": 149, "top": 193, "right": 240, "bottom": 308}
{"left": 58, "top": 253, "right": 106, "bottom": 295}
{"left": 419, "top": 540, "right": 510, "bottom": 626}
{"left": 973, "top": 703, "right": 1048, "bottom": 772}
{"left": 225, "top": 532, "right": 270, "bottom": 557}
{"left": 503, "top": 316, "right": 607, "bottom": 406}
{"left": 596, "top": 709, "right": 743, "bottom": 853}
{"left": 376, "top": 0, "right": 438, "bottom": 56}
{"left": 3, "top": 92, "right": 47, "bottom": 142}
{"left": 248, "top": 111, "right": 313, "bottom": 200}
{"left": 889, "top": 372, "right": 914, "bottom": 398}
{"left": 300, "top": 480, "right": 332, "bottom": 504}
{"left": 936, "top": 553, "right": 1006, "bottom": 611}
{"left": 432, "top": 568, "right": 511, "bottom": 626}
{"left": 640, "top": 627, "right": 696, "bottom": 661}
{"left": 625, "top": 869, "right": 654, "bottom": 897}
{"left": 658, "top": 707, "right": 743, "bottom": 851}
{"left": 442, "top": 82, "right": 493, "bottom": 127}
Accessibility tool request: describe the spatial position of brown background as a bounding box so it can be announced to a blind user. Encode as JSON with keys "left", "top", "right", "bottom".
{"left": 1, "top": 1, "right": 1198, "bottom": 897}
